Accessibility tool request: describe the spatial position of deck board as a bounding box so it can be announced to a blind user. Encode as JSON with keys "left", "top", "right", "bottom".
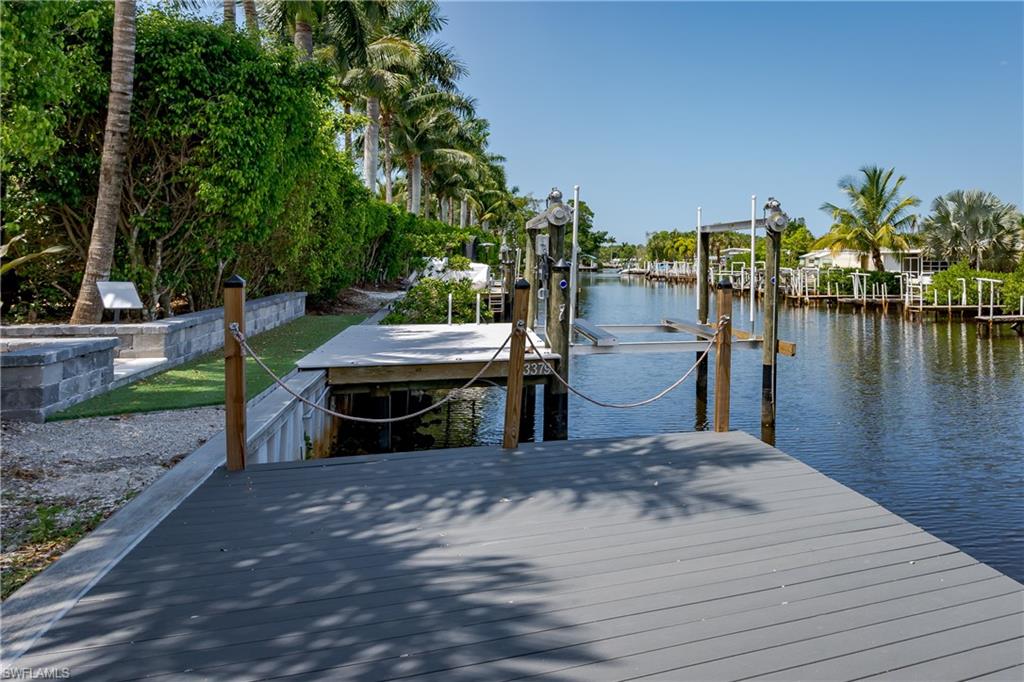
{"left": 13, "top": 431, "right": 1022, "bottom": 681}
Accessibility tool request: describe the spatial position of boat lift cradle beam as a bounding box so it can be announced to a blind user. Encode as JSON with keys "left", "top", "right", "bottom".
{"left": 570, "top": 317, "right": 797, "bottom": 356}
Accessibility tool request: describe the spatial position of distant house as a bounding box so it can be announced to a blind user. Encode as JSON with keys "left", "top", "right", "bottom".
{"left": 798, "top": 248, "right": 948, "bottom": 276}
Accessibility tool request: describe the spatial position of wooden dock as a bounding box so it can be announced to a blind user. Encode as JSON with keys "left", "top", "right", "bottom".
{"left": 296, "top": 322, "right": 558, "bottom": 388}
{"left": 976, "top": 314, "right": 1024, "bottom": 337}
{"left": 13, "top": 431, "right": 1022, "bottom": 680}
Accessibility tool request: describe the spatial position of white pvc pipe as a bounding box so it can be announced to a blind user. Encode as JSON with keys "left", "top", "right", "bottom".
{"left": 569, "top": 184, "right": 581, "bottom": 331}
{"left": 750, "top": 194, "right": 756, "bottom": 326}
{"left": 447, "top": 292, "right": 453, "bottom": 325}
{"left": 696, "top": 206, "right": 702, "bottom": 314}
{"left": 475, "top": 293, "right": 481, "bottom": 324}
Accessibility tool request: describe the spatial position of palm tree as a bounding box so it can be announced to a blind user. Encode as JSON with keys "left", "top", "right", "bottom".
{"left": 259, "top": 0, "right": 323, "bottom": 60}
{"left": 242, "top": 0, "right": 258, "bottom": 34}
{"left": 223, "top": 0, "right": 236, "bottom": 29}
{"left": 70, "top": 0, "right": 136, "bottom": 324}
{"left": 390, "top": 86, "right": 475, "bottom": 215}
{"left": 816, "top": 166, "right": 920, "bottom": 271}
{"left": 921, "top": 190, "right": 1023, "bottom": 270}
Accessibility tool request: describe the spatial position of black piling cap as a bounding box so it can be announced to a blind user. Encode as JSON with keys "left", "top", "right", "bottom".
{"left": 717, "top": 279, "right": 733, "bottom": 290}
{"left": 224, "top": 274, "right": 246, "bottom": 288}
{"left": 514, "top": 278, "right": 531, "bottom": 290}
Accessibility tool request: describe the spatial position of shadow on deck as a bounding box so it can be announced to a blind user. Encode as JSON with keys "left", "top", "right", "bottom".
{"left": 11, "top": 431, "right": 1023, "bottom": 681}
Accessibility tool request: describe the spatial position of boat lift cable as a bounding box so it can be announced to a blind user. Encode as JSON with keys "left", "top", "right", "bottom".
{"left": 229, "top": 318, "right": 722, "bottom": 422}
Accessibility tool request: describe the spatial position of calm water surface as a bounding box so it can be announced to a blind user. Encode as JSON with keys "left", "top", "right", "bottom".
{"left": 418, "top": 272, "right": 1024, "bottom": 580}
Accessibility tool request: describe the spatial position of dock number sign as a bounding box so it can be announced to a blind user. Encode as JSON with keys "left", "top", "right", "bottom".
{"left": 523, "top": 362, "right": 552, "bottom": 376}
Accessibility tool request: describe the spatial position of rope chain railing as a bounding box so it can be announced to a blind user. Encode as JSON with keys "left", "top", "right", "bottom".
{"left": 228, "top": 323, "right": 515, "bottom": 424}
{"left": 228, "top": 317, "right": 723, "bottom": 424}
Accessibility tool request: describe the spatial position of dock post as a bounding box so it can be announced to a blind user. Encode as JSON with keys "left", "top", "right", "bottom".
{"left": 503, "top": 279, "right": 531, "bottom": 448}
{"left": 224, "top": 275, "right": 247, "bottom": 471}
{"left": 713, "top": 281, "right": 733, "bottom": 432}
{"left": 761, "top": 221, "right": 782, "bottom": 444}
{"left": 695, "top": 228, "right": 711, "bottom": 423}
{"left": 544, "top": 219, "right": 570, "bottom": 442}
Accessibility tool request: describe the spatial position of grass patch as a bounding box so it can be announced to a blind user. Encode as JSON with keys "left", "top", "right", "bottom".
{"left": 1, "top": 505, "right": 107, "bottom": 600}
{"left": 54, "top": 314, "right": 364, "bottom": 419}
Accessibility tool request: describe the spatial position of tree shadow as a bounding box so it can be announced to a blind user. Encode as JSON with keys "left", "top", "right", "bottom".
{"left": 15, "top": 431, "right": 796, "bottom": 680}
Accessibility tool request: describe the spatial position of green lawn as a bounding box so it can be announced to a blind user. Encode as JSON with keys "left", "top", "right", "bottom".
{"left": 54, "top": 314, "right": 365, "bottom": 419}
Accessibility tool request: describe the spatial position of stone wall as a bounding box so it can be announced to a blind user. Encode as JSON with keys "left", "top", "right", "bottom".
{"left": 0, "top": 338, "right": 118, "bottom": 422}
{"left": 1, "top": 292, "right": 305, "bottom": 365}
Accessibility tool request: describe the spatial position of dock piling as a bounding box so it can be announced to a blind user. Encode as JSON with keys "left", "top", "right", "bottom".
{"left": 223, "top": 275, "right": 247, "bottom": 471}
{"left": 502, "top": 279, "right": 531, "bottom": 448}
{"left": 761, "top": 209, "right": 783, "bottom": 444}
{"left": 713, "top": 281, "right": 733, "bottom": 432}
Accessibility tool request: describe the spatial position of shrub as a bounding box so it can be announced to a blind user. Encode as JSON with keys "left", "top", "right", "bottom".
{"left": 382, "top": 278, "right": 491, "bottom": 325}
{"left": 926, "top": 262, "right": 1009, "bottom": 306}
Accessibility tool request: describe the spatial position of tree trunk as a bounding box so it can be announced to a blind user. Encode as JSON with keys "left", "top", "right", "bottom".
{"left": 364, "top": 96, "right": 379, "bottom": 193}
{"left": 294, "top": 21, "right": 312, "bottom": 60}
{"left": 343, "top": 102, "right": 353, "bottom": 159}
{"left": 70, "top": 0, "right": 136, "bottom": 325}
{"left": 422, "top": 168, "right": 432, "bottom": 219}
{"left": 242, "top": 0, "right": 257, "bottom": 33}
{"left": 410, "top": 155, "right": 422, "bottom": 215}
{"left": 223, "top": 0, "right": 235, "bottom": 28}
{"left": 872, "top": 248, "right": 885, "bottom": 272}
{"left": 460, "top": 197, "right": 468, "bottom": 229}
{"left": 382, "top": 112, "right": 393, "bottom": 203}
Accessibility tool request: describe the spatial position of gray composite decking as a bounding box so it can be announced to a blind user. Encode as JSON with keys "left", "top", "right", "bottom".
{"left": 14, "top": 431, "right": 1024, "bottom": 680}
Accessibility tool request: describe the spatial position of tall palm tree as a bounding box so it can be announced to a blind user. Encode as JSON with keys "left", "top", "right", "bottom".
{"left": 390, "top": 86, "right": 474, "bottom": 215}
{"left": 259, "top": 0, "right": 323, "bottom": 60}
{"left": 921, "top": 190, "right": 1022, "bottom": 270}
{"left": 223, "top": 0, "right": 236, "bottom": 29}
{"left": 816, "top": 166, "right": 919, "bottom": 271}
{"left": 70, "top": 0, "right": 136, "bottom": 324}
{"left": 242, "top": 0, "right": 258, "bottom": 34}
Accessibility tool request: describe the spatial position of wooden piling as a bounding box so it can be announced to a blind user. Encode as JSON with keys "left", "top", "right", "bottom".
{"left": 761, "top": 228, "right": 782, "bottom": 444}
{"left": 544, "top": 219, "right": 570, "bottom": 441}
{"left": 503, "top": 279, "right": 531, "bottom": 449}
{"left": 223, "top": 275, "right": 247, "bottom": 471}
{"left": 713, "top": 281, "right": 733, "bottom": 432}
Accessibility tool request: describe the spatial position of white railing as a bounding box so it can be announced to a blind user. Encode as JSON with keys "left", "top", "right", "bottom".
{"left": 246, "top": 369, "right": 332, "bottom": 465}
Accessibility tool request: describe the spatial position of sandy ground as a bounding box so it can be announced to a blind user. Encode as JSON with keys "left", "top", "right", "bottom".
{"left": 313, "top": 283, "right": 405, "bottom": 315}
{"left": 0, "top": 283, "right": 405, "bottom": 597}
{"left": 1, "top": 408, "right": 224, "bottom": 595}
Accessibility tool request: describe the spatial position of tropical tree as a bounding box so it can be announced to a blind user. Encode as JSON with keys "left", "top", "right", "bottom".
{"left": 390, "top": 85, "right": 475, "bottom": 215}
{"left": 223, "top": 0, "right": 235, "bottom": 29}
{"left": 242, "top": 0, "right": 257, "bottom": 34}
{"left": 816, "top": 166, "right": 920, "bottom": 271}
{"left": 70, "top": 0, "right": 136, "bottom": 324}
{"left": 920, "top": 190, "right": 1022, "bottom": 271}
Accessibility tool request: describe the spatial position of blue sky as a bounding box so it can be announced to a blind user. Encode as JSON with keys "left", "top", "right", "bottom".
{"left": 437, "top": 2, "right": 1024, "bottom": 240}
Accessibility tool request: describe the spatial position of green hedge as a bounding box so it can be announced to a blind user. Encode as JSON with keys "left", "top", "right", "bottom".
{"left": 926, "top": 261, "right": 1024, "bottom": 308}
{"left": 1, "top": 6, "right": 466, "bottom": 322}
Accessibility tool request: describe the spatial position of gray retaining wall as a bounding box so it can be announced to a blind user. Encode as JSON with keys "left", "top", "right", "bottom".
{"left": 0, "top": 338, "right": 118, "bottom": 422}
{"left": 1, "top": 292, "right": 305, "bottom": 365}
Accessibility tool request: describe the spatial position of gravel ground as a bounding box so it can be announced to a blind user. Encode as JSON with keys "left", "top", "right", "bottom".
{"left": 1, "top": 407, "right": 224, "bottom": 596}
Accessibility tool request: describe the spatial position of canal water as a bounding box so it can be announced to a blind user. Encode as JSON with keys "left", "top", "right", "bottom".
{"left": 385, "top": 272, "right": 1024, "bottom": 581}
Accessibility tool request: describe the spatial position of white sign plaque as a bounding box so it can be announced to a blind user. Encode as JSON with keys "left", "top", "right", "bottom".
{"left": 97, "top": 281, "right": 144, "bottom": 310}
